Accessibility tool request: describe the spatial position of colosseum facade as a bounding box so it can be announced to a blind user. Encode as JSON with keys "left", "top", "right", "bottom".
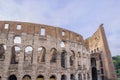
{"left": 0, "top": 21, "right": 117, "bottom": 80}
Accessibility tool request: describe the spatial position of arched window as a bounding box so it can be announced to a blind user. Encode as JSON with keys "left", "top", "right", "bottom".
{"left": 0, "top": 44, "right": 6, "bottom": 60}
{"left": 38, "top": 47, "right": 46, "bottom": 62}
{"left": 22, "top": 75, "right": 31, "bottom": 80}
{"left": 11, "top": 46, "right": 20, "bottom": 64}
{"left": 70, "top": 50, "right": 75, "bottom": 66}
{"left": 70, "top": 74, "right": 75, "bottom": 80}
{"left": 37, "top": 75, "right": 44, "bottom": 80}
{"left": 24, "top": 46, "right": 33, "bottom": 62}
{"left": 50, "top": 75, "right": 56, "bottom": 80}
{"left": 50, "top": 48, "right": 57, "bottom": 63}
{"left": 61, "top": 75, "right": 67, "bottom": 80}
{"left": 14, "top": 36, "right": 21, "bottom": 44}
{"left": 60, "top": 41, "right": 65, "bottom": 47}
{"left": 91, "top": 58, "right": 96, "bottom": 67}
{"left": 61, "top": 51, "right": 66, "bottom": 68}
{"left": 8, "top": 75, "right": 17, "bottom": 80}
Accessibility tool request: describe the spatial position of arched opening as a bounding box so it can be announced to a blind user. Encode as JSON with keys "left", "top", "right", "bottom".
{"left": 0, "top": 76, "right": 1, "bottom": 80}
{"left": 91, "top": 58, "right": 96, "bottom": 67}
{"left": 61, "top": 75, "right": 67, "bottom": 80}
{"left": 11, "top": 46, "right": 20, "bottom": 64}
{"left": 92, "top": 67, "right": 98, "bottom": 80}
{"left": 38, "top": 47, "right": 46, "bottom": 62}
{"left": 24, "top": 46, "right": 33, "bottom": 63}
{"left": 8, "top": 75, "right": 17, "bottom": 80}
{"left": 50, "top": 48, "right": 57, "bottom": 63}
{"left": 50, "top": 75, "right": 56, "bottom": 80}
{"left": 0, "top": 44, "right": 6, "bottom": 60}
{"left": 22, "top": 75, "right": 31, "bottom": 80}
{"left": 14, "top": 36, "right": 21, "bottom": 44}
{"left": 70, "top": 50, "right": 75, "bottom": 66}
{"left": 78, "top": 73, "right": 82, "bottom": 80}
{"left": 37, "top": 75, "right": 44, "bottom": 80}
{"left": 61, "top": 51, "right": 66, "bottom": 68}
{"left": 91, "top": 58, "right": 98, "bottom": 80}
{"left": 70, "top": 74, "right": 75, "bottom": 80}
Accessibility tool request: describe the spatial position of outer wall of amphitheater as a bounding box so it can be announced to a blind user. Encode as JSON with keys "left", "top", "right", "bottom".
{"left": 0, "top": 21, "right": 117, "bottom": 80}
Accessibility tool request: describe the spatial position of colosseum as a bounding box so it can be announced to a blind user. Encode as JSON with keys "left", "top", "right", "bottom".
{"left": 0, "top": 21, "right": 117, "bottom": 80}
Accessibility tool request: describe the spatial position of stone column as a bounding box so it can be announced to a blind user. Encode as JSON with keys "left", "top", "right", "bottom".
{"left": 57, "top": 73, "right": 61, "bottom": 80}
{"left": 3, "top": 45, "right": 12, "bottom": 80}
{"left": 67, "top": 73, "right": 70, "bottom": 80}
{"left": 66, "top": 54, "right": 70, "bottom": 69}
{"left": 75, "top": 73, "right": 78, "bottom": 80}
{"left": 57, "top": 52, "right": 61, "bottom": 69}
{"left": 75, "top": 55, "right": 78, "bottom": 70}
{"left": 45, "top": 50, "right": 50, "bottom": 69}
{"left": 32, "top": 49, "right": 37, "bottom": 80}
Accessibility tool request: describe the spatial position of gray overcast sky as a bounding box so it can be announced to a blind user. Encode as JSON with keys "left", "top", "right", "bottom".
{"left": 0, "top": 0, "right": 120, "bottom": 56}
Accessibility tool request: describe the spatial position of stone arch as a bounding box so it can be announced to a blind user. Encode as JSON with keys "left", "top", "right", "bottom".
{"left": 70, "top": 50, "right": 75, "bottom": 66}
{"left": 50, "top": 75, "right": 56, "bottom": 80}
{"left": 91, "top": 58, "right": 98, "bottom": 80}
{"left": 8, "top": 75, "right": 17, "bottom": 80}
{"left": 61, "top": 50, "right": 67, "bottom": 68}
{"left": 36, "top": 75, "right": 44, "bottom": 80}
{"left": 70, "top": 74, "right": 75, "bottom": 80}
{"left": 24, "top": 46, "right": 33, "bottom": 63}
{"left": 0, "top": 44, "right": 6, "bottom": 60}
{"left": 38, "top": 46, "right": 46, "bottom": 62}
{"left": 78, "top": 73, "right": 82, "bottom": 80}
{"left": 50, "top": 48, "right": 57, "bottom": 63}
{"left": 13, "top": 35, "right": 22, "bottom": 44}
{"left": 61, "top": 74, "right": 67, "bottom": 80}
{"left": 11, "top": 45, "right": 20, "bottom": 64}
{"left": 22, "top": 75, "right": 31, "bottom": 80}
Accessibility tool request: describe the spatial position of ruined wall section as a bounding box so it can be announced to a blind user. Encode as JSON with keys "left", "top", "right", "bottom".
{"left": 86, "top": 24, "right": 117, "bottom": 80}
{"left": 0, "top": 21, "right": 90, "bottom": 80}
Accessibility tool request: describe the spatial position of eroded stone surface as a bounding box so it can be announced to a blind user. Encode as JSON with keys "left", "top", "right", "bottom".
{"left": 0, "top": 21, "right": 117, "bottom": 80}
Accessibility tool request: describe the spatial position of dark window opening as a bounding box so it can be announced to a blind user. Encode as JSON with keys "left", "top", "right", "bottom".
{"left": 101, "top": 68, "right": 104, "bottom": 74}
{"left": 61, "top": 51, "right": 66, "bottom": 68}
{"left": 78, "top": 74, "right": 82, "bottom": 80}
{"left": 91, "top": 58, "right": 96, "bottom": 67}
{"left": 37, "top": 75, "right": 44, "bottom": 80}
{"left": 8, "top": 75, "right": 17, "bottom": 80}
{"left": 70, "top": 74, "right": 75, "bottom": 80}
{"left": 92, "top": 67, "right": 98, "bottom": 80}
{"left": 0, "top": 44, "right": 6, "bottom": 60}
{"left": 61, "top": 75, "right": 67, "bottom": 80}
{"left": 50, "top": 75, "right": 56, "bottom": 80}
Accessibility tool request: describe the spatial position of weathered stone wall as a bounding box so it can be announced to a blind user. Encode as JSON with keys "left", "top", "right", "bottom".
{"left": 86, "top": 24, "right": 117, "bottom": 80}
{"left": 0, "top": 21, "right": 91, "bottom": 80}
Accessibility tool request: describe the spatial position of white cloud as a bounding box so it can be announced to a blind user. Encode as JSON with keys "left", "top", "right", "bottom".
{"left": 0, "top": 0, "right": 120, "bottom": 56}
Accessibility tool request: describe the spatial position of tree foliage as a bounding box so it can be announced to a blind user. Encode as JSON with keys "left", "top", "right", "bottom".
{"left": 112, "top": 55, "right": 120, "bottom": 76}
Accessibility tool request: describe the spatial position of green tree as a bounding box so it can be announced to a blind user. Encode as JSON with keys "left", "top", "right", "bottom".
{"left": 112, "top": 55, "right": 120, "bottom": 77}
